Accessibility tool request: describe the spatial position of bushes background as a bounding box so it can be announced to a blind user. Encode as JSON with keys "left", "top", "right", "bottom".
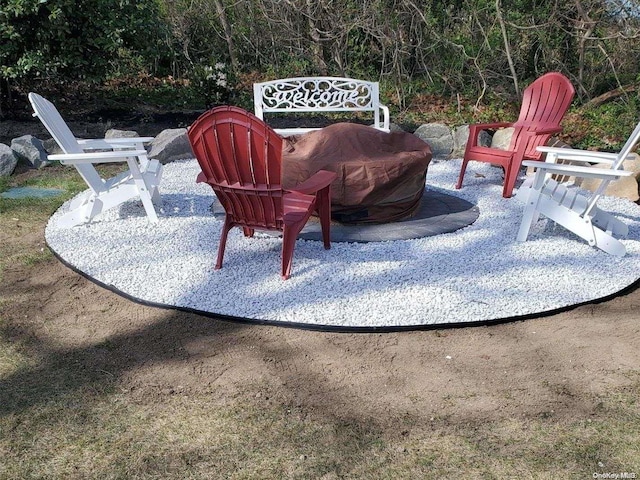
{"left": 1, "top": 0, "right": 639, "bottom": 148}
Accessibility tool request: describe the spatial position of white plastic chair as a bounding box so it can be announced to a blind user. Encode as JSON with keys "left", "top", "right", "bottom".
{"left": 29, "top": 92, "right": 162, "bottom": 227}
{"left": 515, "top": 120, "right": 640, "bottom": 256}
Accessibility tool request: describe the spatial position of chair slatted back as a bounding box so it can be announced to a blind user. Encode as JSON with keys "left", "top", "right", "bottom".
{"left": 28, "top": 92, "right": 106, "bottom": 193}
{"left": 510, "top": 72, "right": 575, "bottom": 160}
{"left": 188, "top": 106, "right": 285, "bottom": 230}
{"left": 584, "top": 119, "right": 640, "bottom": 215}
{"left": 28, "top": 93, "right": 83, "bottom": 154}
{"left": 615, "top": 119, "right": 640, "bottom": 168}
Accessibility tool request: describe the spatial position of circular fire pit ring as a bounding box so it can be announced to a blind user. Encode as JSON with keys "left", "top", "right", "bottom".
{"left": 297, "top": 188, "right": 479, "bottom": 242}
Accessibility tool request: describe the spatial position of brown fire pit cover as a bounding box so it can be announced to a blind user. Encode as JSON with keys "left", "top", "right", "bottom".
{"left": 282, "top": 123, "right": 432, "bottom": 224}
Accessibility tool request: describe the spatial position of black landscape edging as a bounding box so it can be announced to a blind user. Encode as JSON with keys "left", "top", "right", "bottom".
{"left": 46, "top": 240, "right": 640, "bottom": 334}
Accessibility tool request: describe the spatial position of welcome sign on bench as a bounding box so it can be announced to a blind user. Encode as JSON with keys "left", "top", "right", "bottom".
{"left": 253, "top": 77, "right": 390, "bottom": 137}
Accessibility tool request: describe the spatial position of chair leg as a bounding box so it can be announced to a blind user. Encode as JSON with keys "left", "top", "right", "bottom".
{"left": 281, "top": 227, "right": 298, "bottom": 280}
{"left": 455, "top": 157, "right": 470, "bottom": 189}
{"left": 216, "top": 217, "right": 232, "bottom": 270}
{"left": 517, "top": 201, "right": 539, "bottom": 242}
{"left": 317, "top": 187, "right": 332, "bottom": 249}
{"left": 503, "top": 151, "right": 529, "bottom": 198}
{"left": 502, "top": 163, "right": 520, "bottom": 198}
{"left": 151, "top": 187, "right": 162, "bottom": 206}
{"left": 592, "top": 209, "right": 629, "bottom": 239}
{"left": 591, "top": 227, "right": 626, "bottom": 257}
{"left": 138, "top": 188, "right": 160, "bottom": 222}
{"left": 146, "top": 160, "right": 163, "bottom": 207}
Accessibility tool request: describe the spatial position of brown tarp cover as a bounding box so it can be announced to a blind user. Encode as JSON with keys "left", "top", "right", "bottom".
{"left": 282, "top": 123, "right": 432, "bottom": 223}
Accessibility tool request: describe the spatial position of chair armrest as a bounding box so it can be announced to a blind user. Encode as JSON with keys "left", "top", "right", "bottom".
{"left": 289, "top": 170, "right": 337, "bottom": 195}
{"left": 78, "top": 137, "right": 154, "bottom": 150}
{"left": 48, "top": 150, "right": 149, "bottom": 165}
{"left": 522, "top": 160, "right": 634, "bottom": 179}
{"left": 469, "top": 122, "right": 514, "bottom": 131}
{"left": 537, "top": 146, "right": 621, "bottom": 164}
{"left": 520, "top": 126, "right": 562, "bottom": 137}
{"left": 78, "top": 137, "right": 154, "bottom": 145}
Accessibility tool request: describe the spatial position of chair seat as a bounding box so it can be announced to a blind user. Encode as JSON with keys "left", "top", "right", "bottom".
{"left": 466, "top": 146, "right": 515, "bottom": 160}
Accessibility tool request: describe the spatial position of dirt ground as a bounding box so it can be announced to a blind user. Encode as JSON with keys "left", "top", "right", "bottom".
{"left": 2, "top": 213, "right": 639, "bottom": 425}
{"left": 2, "top": 115, "right": 640, "bottom": 474}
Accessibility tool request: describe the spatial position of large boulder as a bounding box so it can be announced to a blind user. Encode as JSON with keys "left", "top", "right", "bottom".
{"left": 148, "top": 128, "right": 194, "bottom": 164}
{"left": 0, "top": 143, "right": 18, "bottom": 176}
{"left": 451, "top": 124, "right": 491, "bottom": 158}
{"left": 580, "top": 153, "right": 640, "bottom": 202}
{"left": 105, "top": 128, "right": 140, "bottom": 139}
{"left": 490, "top": 127, "right": 515, "bottom": 150}
{"left": 388, "top": 122, "right": 405, "bottom": 133}
{"left": 11, "top": 135, "right": 50, "bottom": 169}
{"left": 43, "top": 138, "right": 63, "bottom": 155}
{"left": 413, "top": 123, "right": 453, "bottom": 158}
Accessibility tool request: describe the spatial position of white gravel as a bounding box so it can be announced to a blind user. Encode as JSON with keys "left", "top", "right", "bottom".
{"left": 45, "top": 158, "right": 640, "bottom": 328}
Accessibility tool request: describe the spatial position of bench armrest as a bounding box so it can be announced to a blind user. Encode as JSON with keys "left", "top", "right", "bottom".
{"left": 379, "top": 104, "right": 390, "bottom": 131}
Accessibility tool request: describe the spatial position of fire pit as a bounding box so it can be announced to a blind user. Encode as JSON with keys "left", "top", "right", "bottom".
{"left": 282, "top": 123, "right": 432, "bottom": 224}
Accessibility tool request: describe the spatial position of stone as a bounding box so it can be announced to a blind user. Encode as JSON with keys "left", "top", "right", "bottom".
{"left": 478, "top": 129, "right": 492, "bottom": 147}
{"left": 580, "top": 153, "right": 640, "bottom": 202}
{"left": 389, "top": 122, "right": 405, "bottom": 133}
{"left": 413, "top": 123, "right": 453, "bottom": 158}
{"left": 525, "top": 137, "right": 573, "bottom": 177}
{"left": 490, "top": 127, "right": 515, "bottom": 150}
{"left": 105, "top": 129, "right": 140, "bottom": 139}
{"left": 547, "top": 136, "right": 571, "bottom": 149}
{"left": 43, "top": 138, "right": 63, "bottom": 156}
{"left": 11, "top": 135, "right": 50, "bottom": 169}
{"left": 148, "top": 128, "right": 194, "bottom": 164}
{"left": 0, "top": 143, "right": 18, "bottom": 176}
{"left": 451, "top": 124, "right": 491, "bottom": 158}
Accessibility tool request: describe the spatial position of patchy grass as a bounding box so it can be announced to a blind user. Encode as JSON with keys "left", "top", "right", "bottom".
{"left": 0, "top": 379, "right": 638, "bottom": 478}
{"left": 0, "top": 162, "right": 126, "bottom": 281}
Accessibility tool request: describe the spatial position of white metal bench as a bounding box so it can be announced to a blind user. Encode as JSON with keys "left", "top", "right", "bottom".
{"left": 253, "top": 76, "right": 390, "bottom": 137}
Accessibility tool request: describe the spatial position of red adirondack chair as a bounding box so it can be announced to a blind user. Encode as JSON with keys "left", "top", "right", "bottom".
{"left": 188, "top": 106, "right": 337, "bottom": 280}
{"left": 456, "top": 72, "right": 575, "bottom": 198}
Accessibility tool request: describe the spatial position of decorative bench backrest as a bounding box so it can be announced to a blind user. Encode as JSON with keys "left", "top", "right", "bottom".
{"left": 253, "top": 77, "right": 390, "bottom": 136}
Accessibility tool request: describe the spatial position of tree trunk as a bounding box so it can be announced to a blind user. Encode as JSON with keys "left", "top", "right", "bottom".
{"left": 306, "top": 0, "right": 328, "bottom": 75}
{"left": 583, "top": 84, "right": 638, "bottom": 108}
{"left": 574, "top": 0, "right": 596, "bottom": 97}
{"left": 495, "top": 0, "right": 519, "bottom": 97}
{"left": 213, "top": 0, "right": 239, "bottom": 72}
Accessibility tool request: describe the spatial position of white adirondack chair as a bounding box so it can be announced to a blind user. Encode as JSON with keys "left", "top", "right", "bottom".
{"left": 515, "top": 120, "right": 640, "bottom": 256}
{"left": 29, "top": 93, "right": 162, "bottom": 228}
